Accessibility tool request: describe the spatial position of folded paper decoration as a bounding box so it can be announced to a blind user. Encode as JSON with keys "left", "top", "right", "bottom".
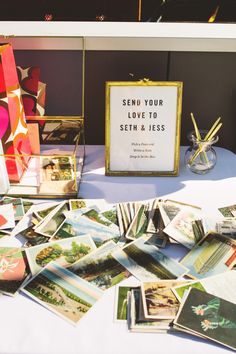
{"left": 36, "top": 81, "right": 46, "bottom": 116}
{"left": 0, "top": 43, "right": 32, "bottom": 182}
{"left": 17, "top": 66, "right": 40, "bottom": 116}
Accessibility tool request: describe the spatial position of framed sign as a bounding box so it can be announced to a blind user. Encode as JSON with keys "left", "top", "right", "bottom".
{"left": 105, "top": 81, "right": 183, "bottom": 176}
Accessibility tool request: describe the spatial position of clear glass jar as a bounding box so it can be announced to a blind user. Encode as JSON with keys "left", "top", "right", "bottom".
{"left": 185, "top": 130, "right": 218, "bottom": 174}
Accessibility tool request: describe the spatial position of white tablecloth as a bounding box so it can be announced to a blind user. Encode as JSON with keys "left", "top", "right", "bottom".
{"left": 0, "top": 145, "right": 236, "bottom": 354}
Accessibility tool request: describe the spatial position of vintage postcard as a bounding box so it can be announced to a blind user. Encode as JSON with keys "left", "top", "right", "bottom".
{"left": 125, "top": 204, "right": 149, "bottom": 240}
{"left": 174, "top": 288, "right": 236, "bottom": 351}
{"left": 0, "top": 204, "right": 15, "bottom": 230}
{"left": 145, "top": 234, "right": 167, "bottom": 248}
{"left": 114, "top": 285, "right": 138, "bottom": 322}
{"left": 11, "top": 201, "right": 60, "bottom": 238}
{"left": 53, "top": 214, "right": 120, "bottom": 246}
{"left": 180, "top": 232, "right": 236, "bottom": 279}
{"left": 113, "top": 237, "right": 188, "bottom": 282}
{"left": 128, "top": 288, "right": 172, "bottom": 332}
{"left": 81, "top": 208, "right": 119, "bottom": 234}
{"left": 69, "top": 198, "right": 115, "bottom": 214}
{"left": 39, "top": 156, "right": 76, "bottom": 195}
{"left": 34, "top": 204, "right": 61, "bottom": 221}
{"left": 20, "top": 226, "right": 49, "bottom": 248}
{"left": 22, "top": 200, "right": 34, "bottom": 213}
{"left": 101, "top": 205, "right": 118, "bottom": 226}
{"left": 35, "top": 201, "right": 69, "bottom": 237}
{"left": 146, "top": 199, "right": 163, "bottom": 234}
{"left": 0, "top": 230, "right": 12, "bottom": 240}
{"left": 68, "top": 241, "right": 130, "bottom": 290}
{"left": 25, "top": 235, "right": 96, "bottom": 275}
{"left": 0, "top": 197, "right": 25, "bottom": 221}
{"left": 141, "top": 280, "right": 184, "bottom": 320}
{"left": 218, "top": 204, "right": 236, "bottom": 217}
{"left": 146, "top": 200, "right": 168, "bottom": 248}
{"left": 22, "top": 262, "right": 103, "bottom": 325}
{"left": 69, "top": 199, "right": 87, "bottom": 211}
{"left": 0, "top": 247, "right": 30, "bottom": 296}
{"left": 172, "top": 270, "right": 236, "bottom": 304}
{"left": 125, "top": 202, "right": 167, "bottom": 247}
{"left": 159, "top": 199, "right": 201, "bottom": 227}
{"left": 216, "top": 218, "right": 236, "bottom": 239}
{"left": 117, "top": 202, "right": 140, "bottom": 236}
{"left": 117, "top": 202, "right": 132, "bottom": 235}
{"left": 163, "top": 208, "right": 205, "bottom": 249}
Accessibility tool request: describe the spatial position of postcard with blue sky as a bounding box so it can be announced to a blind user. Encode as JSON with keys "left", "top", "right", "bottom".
{"left": 22, "top": 262, "right": 103, "bottom": 325}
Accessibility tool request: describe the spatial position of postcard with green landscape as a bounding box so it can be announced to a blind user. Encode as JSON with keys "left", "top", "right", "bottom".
{"left": 35, "top": 201, "right": 69, "bottom": 237}
{"left": 68, "top": 241, "right": 130, "bottom": 290}
{"left": 53, "top": 213, "right": 120, "bottom": 245}
{"left": 172, "top": 270, "right": 236, "bottom": 304}
{"left": 113, "top": 237, "right": 188, "bottom": 282}
{"left": 115, "top": 285, "right": 137, "bottom": 321}
{"left": 181, "top": 233, "right": 236, "bottom": 279}
{"left": 22, "top": 262, "right": 103, "bottom": 325}
{"left": 25, "top": 235, "right": 96, "bottom": 275}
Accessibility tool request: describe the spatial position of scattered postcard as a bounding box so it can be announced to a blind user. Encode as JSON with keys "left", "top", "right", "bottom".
{"left": 22, "top": 200, "right": 34, "bottom": 213}
{"left": 34, "top": 204, "right": 61, "bottom": 221}
{"left": 101, "top": 205, "right": 118, "bottom": 226}
{"left": 174, "top": 288, "right": 236, "bottom": 351}
{"left": 69, "top": 199, "right": 87, "bottom": 211}
{"left": 172, "top": 270, "right": 236, "bottom": 305}
{"left": 69, "top": 198, "right": 114, "bottom": 213}
{"left": 0, "top": 197, "right": 25, "bottom": 221}
{"left": 113, "top": 237, "right": 189, "bottom": 282}
{"left": 114, "top": 285, "right": 138, "bottom": 322}
{"left": 22, "top": 262, "right": 103, "bottom": 325}
{"left": 39, "top": 156, "right": 76, "bottom": 195}
{"left": 216, "top": 218, "right": 236, "bottom": 239}
{"left": 146, "top": 200, "right": 168, "bottom": 248}
{"left": 181, "top": 232, "right": 236, "bottom": 279}
{"left": 218, "top": 204, "right": 236, "bottom": 217}
{"left": 73, "top": 207, "right": 119, "bottom": 234}
{"left": 141, "top": 280, "right": 184, "bottom": 320}
{"left": 163, "top": 208, "right": 205, "bottom": 249}
{"left": 0, "top": 247, "right": 30, "bottom": 296}
{"left": 68, "top": 241, "right": 131, "bottom": 290}
{"left": 145, "top": 234, "right": 168, "bottom": 248}
{"left": 20, "top": 226, "right": 50, "bottom": 248}
{"left": 128, "top": 288, "right": 172, "bottom": 332}
{"left": 26, "top": 235, "right": 96, "bottom": 275}
{"left": 159, "top": 199, "right": 201, "bottom": 227}
{"left": 11, "top": 201, "right": 60, "bottom": 237}
{"left": 0, "top": 204, "right": 15, "bottom": 230}
{"left": 146, "top": 199, "right": 162, "bottom": 234}
{"left": 125, "top": 204, "right": 149, "bottom": 240}
{"left": 0, "top": 230, "right": 12, "bottom": 240}
{"left": 35, "top": 201, "right": 69, "bottom": 237}
{"left": 117, "top": 202, "right": 141, "bottom": 236}
{"left": 53, "top": 214, "right": 120, "bottom": 245}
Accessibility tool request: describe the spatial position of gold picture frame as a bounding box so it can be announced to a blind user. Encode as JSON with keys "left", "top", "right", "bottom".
{"left": 105, "top": 80, "right": 183, "bottom": 176}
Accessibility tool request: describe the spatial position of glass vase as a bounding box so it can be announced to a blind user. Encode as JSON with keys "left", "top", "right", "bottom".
{"left": 185, "top": 130, "right": 218, "bottom": 174}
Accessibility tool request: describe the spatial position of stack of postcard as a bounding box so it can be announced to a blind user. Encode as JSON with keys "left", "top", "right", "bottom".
{"left": 114, "top": 270, "right": 236, "bottom": 350}
{"left": 0, "top": 196, "right": 236, "bottom": 343}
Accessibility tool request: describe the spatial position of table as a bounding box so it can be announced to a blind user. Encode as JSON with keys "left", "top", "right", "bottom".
{"left": 0, "top": 145, "right": 236, "bottom": 354}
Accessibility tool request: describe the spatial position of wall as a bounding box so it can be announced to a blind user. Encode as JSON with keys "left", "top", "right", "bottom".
{"left": 15, "top": 50, "right": 236, "bottom": 152}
